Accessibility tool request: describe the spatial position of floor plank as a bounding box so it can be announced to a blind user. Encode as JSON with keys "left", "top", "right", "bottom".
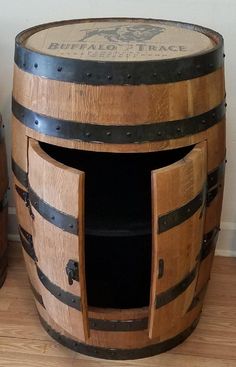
{"left": 0, "top": 242, "right": 235, "bottom": 366}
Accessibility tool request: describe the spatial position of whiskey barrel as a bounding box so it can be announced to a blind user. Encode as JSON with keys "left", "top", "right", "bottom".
{"left": 0, "top": 114, "right": 8, "bottom": 287}
{"left": 12, "top": 18, "right": 226, "bottom": 359}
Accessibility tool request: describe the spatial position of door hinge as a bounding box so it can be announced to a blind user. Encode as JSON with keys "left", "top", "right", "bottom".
{"left": 66, "top": 260, "right": 79, "bottom": 285}
{"left": 15, "top": 185, "right": 35, "bottom": 219}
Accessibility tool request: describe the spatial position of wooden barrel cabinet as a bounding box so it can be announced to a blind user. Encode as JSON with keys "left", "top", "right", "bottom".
{"left": 0, "top": 114, "right": 8, "bottom": 287}
{"left": 12, "top": 18, "right": 226, "bottom": 359}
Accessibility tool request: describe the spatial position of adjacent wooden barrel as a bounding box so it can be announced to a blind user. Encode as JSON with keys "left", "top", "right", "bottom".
{"left": 12, "top": 18, "right": 226, "bottom": 359}
{"left": 0, "top": 114, "right": 8, "bottom": 287}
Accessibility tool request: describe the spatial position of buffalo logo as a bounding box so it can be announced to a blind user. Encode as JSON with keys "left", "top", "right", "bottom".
{"left": 79, "top": 24, "right": 165, "bottom": 43}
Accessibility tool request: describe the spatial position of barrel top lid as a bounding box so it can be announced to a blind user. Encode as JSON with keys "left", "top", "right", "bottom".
{"left": 22, "top": 18, "right": 217, "bottom": 62}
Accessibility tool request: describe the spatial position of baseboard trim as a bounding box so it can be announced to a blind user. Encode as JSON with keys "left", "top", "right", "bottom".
{"left": 8, "top": 234, "right": 20, "bottom": 242}
{"left": 8, "top": 206, "right": 16, "bottom": 215}
{"left": 215, "top": 249, "right": 236, "bottom": 257}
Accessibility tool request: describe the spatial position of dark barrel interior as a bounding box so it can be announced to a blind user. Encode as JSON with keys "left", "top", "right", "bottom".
{"left": 40, "top": 142, "right": 194, "bottom": 309}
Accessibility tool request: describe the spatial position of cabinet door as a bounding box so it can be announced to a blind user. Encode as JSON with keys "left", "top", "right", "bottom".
{"left": 149, "top": 142, "right": 207, "bottom": 339}
{"left": 195, "top": 121, "right": 226, "bottom": 294}
{"left": 28, "top": 139, "right": 88, "bottom": 340}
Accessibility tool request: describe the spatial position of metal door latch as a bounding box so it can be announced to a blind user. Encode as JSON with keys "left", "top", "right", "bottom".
{"left": 66, "top": 260, "right": 79, "bottom": 285}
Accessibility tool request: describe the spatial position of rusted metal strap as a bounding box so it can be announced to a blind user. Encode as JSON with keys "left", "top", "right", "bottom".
{"left": 89, "top": 317, "right": 148, "bottom": 332}
{"left": 15, "top": 183, "right": 78, "bottom": 235}
{"left": 201, "top": 228, "right": 219, "bottom": 261}
{"left": 207, "top": 161, "right": 225, "bottom": 190}
{"left": 15, "top": 18, "right": 223, "bottom": 86}
{"left": 36, "top": 265, "right": 82, "bottom": 311}
{"left": 28, "top": 186, "right": 78, "bottom": 235}
{"left": 156, "top": 229, "right": 219, "bottom": 311}
{"left": 207, "top": 160, "right": 225, "bottom": 205}
{"left": 29, "top": 274, "right": 148, "bottom": 330}
{"left": 13, "top": 160, "right": 222, "bottom": 236}
{"left": 158, "top": 160, "right": 226, "bottom": 233}
{"left": 12, "top": 97, "right": 225, "bottom": 144}
{"left": 29, "top": 280, "right": 45, "bottom": 308}
{"left": 155, "top": 265, "right": 197, "bottom": 309}
{"left": 15, "top": 185, "right": 29, "bottom": 205}
{"left": 39, "top": 314, "right": 199, "bottom": 359}
{"left": 15, "top": 44, "right": 223, "bottom": 85}
{"left": 187, "top": 283, "right": 208, "bottom": 312}
{"left": 15, "top": 185, "right": 35, "bottom": 219}
{"left": 19, "top": 225, "right": 33, "bottom": 243}
{"left": 12, "top": 158, "right": 28, "bottom": 188}
{"left": 158, "top": 188, "right": 205, "bottom": 233}
{"left": 19, "top": 225, "right": 37, "bottom": 262}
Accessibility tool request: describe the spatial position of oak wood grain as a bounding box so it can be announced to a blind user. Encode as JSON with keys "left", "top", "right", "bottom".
{"left": 13, "top": 66, "right": 225, "bottom": 125}
{"left": 149, "top": 141, "right": 207, "bottom": 338}
{"left": 195, "top": 119, "right": 226, "bottom": 293}
{"left": 0, "top": 243, "right": 235, "bottom": 366}
{"left": 28, "top": 139, "right": 88, "bottom": 341}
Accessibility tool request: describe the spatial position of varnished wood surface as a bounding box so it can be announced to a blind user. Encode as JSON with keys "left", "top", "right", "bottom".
{"left": 28, "top": 139, "right": 88, "bottom": 341}
{"left": 13, "top": 66, "right": 224, "bottom": 125}
{"left": 12, "top": 64, "right": 225, "bottom": 153}
{"left": 12, "top": 132, "right": 226, "bottom": 348}
{"left": 149, "top": 141, "right": 207, "bottom": 338}
{"left": 24, "top": 19, "right": 215, "bottom": 61}
{"left": 0, "top": 242, "right": 235, "bottom": 366}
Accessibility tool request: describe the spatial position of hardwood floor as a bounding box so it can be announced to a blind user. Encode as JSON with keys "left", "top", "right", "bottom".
{"left": 0, "top": 242, "right": 235, "bottom": 366}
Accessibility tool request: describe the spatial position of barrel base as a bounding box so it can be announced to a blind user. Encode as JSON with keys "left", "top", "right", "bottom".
{"left": 39, "top": 314, "right": 199, "bottom": 360}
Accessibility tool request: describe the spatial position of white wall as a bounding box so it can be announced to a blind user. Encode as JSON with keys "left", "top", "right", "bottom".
{"left": 0, "top": 0, "right": 235, "bottom": 254}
